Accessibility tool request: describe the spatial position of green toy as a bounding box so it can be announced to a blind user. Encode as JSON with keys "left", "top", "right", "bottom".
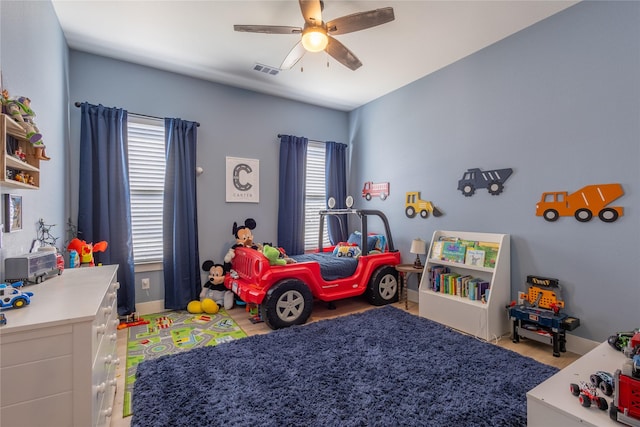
{"left": 263, "top": 244, "right": 286, "bottom": 266}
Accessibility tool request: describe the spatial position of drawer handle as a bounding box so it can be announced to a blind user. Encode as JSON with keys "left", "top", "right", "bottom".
{"left": 95, "top": 382, "right": 107, "bottom": 395}
{"left": 109, "top": 333, "right": 118, "bottom": 342}
{"left": 96, "top": 324, "right": 107, "bottom": 335}
{"left": 103, "top": 306, "right": 112, "bottom": 316}
{"left": 102, "top": 407, "right": 113, "bottom": 417}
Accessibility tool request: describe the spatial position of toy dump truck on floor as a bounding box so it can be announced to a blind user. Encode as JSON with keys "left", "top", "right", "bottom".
{"left": 457, "top": 168, "right": 513, "bottom": 196}
{"left": 536, "top": 183, "right": 624, "bottom": 223}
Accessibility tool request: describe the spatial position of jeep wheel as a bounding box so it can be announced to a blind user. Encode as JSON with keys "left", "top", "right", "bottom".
{"left": 366, "top": 266, "right": 398, "bottom": 306}
{"left": 261, "top": 279, "right": 313, "bottom": 329}
{"left": 599, "top": 381, "right": 613, "bottom": 396}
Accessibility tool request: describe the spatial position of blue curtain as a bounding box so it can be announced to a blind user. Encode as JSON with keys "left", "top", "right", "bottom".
{"left": 278, "top": 135, "right": 308, "bottom": 255}
{"left": 163, "top": 118, "right": 201, "bottom": 310}
{"left": 78, "top": 103, "right": 136, "bottom": 315}
{"left": 325, "top": 141, "right": 349, "bottom": 244}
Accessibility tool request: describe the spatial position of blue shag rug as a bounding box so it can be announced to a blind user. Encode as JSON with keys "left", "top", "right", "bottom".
{"left": 132, "top": 306, "right": 558, "bottom": 427}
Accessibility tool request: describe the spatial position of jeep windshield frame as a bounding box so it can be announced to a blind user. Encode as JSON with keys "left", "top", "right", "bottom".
{"left": 316, "top": 208, "right": 396, "bottom": 256}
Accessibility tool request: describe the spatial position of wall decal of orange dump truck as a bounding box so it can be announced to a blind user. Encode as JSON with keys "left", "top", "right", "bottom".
{"left": 536, "top": 183, "right": 624, "bottom": 223}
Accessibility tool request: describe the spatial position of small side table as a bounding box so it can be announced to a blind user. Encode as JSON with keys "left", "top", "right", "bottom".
{"left": 395, "top": 264, "right": 423, "bottom": 309}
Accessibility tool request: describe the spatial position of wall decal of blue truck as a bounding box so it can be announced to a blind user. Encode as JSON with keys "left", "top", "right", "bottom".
{"left": 457, "top": 168, "right": 514, "bottom": 197}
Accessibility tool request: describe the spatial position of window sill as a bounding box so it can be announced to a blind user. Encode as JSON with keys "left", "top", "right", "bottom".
{"left": 135, "top": 262, "right": 163, "bottom": 273}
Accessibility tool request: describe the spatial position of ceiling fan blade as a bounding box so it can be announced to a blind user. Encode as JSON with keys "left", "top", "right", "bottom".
{"left": 280, "top": 41, "right": 307, "bottom": 70}
{"left": 325, "top": 36, "right": 362, "bottom": 71}
{"left": 299, "top": 0, "right": 323, "bottom": 27}
{"left": 234, "top": 25, "right": 302, "bottom": 35}
{"left": 326, "top": 7, "right": 395, "bottom": 35}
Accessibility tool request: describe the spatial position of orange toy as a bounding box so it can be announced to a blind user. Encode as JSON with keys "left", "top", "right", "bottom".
{"left": 67, "top": 237, "right": 108, "bottom": 267}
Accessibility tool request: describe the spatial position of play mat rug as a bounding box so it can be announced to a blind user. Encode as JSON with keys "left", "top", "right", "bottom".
{"left": 123, "top": 310, "right": 247, "bottom": 417}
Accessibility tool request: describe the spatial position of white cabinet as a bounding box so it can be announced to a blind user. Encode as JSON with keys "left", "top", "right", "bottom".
{"left": 0, "top": 265, "right": 119, "bottom": 427}
{"left": 418, "top": 231, "right": 510, "bottom": 341}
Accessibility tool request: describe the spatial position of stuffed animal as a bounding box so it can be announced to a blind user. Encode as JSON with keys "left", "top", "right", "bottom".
{"left": 224, "top": 218, "right": 260, "bottom": 263}
{"left": 67, "top": 237, "right": 108, "bottom": 267}
{"left": 2, "top": 95, "right": 50, "bottom": 160}
{"left": 263, "top": 245, "right": 286, "bottom": 266}
{"left": 198, "top": 260, "right": 234, "bottom": 310}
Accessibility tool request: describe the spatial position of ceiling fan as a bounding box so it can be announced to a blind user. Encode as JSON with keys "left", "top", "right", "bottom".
{"left": 234, "top": 0, "right": 395, "bottom": 71}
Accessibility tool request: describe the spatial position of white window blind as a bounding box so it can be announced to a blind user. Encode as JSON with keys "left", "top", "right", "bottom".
{"left": 304, "top": 142, "right": 330, "bottom": 251}
{"left": 127, "top": 115, "right": 165, "bottom": 264}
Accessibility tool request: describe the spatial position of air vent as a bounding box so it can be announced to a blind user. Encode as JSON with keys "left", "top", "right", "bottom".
{"left": 253, "top": 63, "right": 280, "bottom": 76}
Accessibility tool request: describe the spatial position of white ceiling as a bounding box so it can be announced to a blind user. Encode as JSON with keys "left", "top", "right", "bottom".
{"left": 51, "top": 0, "right": 578, "bottom": 111}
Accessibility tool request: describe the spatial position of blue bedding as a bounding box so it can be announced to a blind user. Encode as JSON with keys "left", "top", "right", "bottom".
{"left": 290, "top": 252, "right": 358, "bottom": 281}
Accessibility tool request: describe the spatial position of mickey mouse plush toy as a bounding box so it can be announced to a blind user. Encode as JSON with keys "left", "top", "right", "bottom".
{"left": 224, "top": 218, "right": 260, "bottom": 263}
{"left": 200, "top": 261, "right": 235, "bottom": 310}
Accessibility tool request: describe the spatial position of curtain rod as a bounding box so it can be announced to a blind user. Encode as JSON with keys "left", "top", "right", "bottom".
{"left": 74, "top": 102, "right": 200, "bottom": 127}
{"left": 277, "top": 134, "right": 339, "bottom": 144}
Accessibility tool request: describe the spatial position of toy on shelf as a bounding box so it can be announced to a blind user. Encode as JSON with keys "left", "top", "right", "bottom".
{"left": 507, "top": 275, "right": 580, "bottom": 357}
{"left": 67, "top": 237, "right": 108, "bottom": 267}
{"left": 0, "top": 281, "right": 34, "bottom": 309}
{"left": 2, "top": 95, "right": 50, "bottom": 160}
{"left": 4, "top": 251, "right": 63, "bottom": 284}
{"left": 590, "top": 371, "right": 615, "bottom": 397}
{"left": 569, "top": 381, "right": 608, "bottom": 411}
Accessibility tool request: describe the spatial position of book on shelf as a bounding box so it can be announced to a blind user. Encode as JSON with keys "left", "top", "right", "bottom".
{"left": 476, "top": 241, "right": 499, "bottom": 268}
{"left": 441, "top": 241, "right": 467, "bottom": 263}
{"left": 431, "top": 241, "right": 444, "bottom": 260}
{"left": 465, "top": 248, "right": 485, "bottom": 267}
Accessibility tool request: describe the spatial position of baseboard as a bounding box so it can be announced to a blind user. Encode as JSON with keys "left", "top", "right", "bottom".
{"left": 407, "top": 289, "right": 596, "bottom": 356}
{"left": 135, "top": 299, "right": 168, "bottom": 316}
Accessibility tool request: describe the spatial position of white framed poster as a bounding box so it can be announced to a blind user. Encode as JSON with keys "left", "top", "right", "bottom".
{"left": 226, "top": 157, "right": 259, "bottom": 203}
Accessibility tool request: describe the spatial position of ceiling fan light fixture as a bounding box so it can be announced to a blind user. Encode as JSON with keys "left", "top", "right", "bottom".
{"left": 301, "top": 27, "right": 328, "bottom": 52}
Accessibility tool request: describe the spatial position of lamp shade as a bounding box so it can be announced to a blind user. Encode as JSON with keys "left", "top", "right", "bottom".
{"left": 410, "top": 238, "right": 426, "bottom": 255}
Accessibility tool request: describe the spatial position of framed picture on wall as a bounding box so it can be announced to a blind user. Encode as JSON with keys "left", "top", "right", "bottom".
{"left": 4, "top": 194, "right": 23, "bottom": 232}
{"left": 226, "top": 157, "right": 260, "bottom": 203}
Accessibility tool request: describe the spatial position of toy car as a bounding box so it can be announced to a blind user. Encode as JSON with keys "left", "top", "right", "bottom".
{"left": 0, "top": 313, "right": 6, "bottom": 325}
{"left": 335, "top": 244, "right": 361, "bottom": 258}
{"left": 590, "top": 371, "right": 615, "bottom": 396}
{"left": 0, "top": 281, "right": 34, "bottom": 309}
{"left": 570, "top": 381, "right": 608, "bottom": 410}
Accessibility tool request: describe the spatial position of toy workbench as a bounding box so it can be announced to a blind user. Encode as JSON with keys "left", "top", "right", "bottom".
{"left": 508, "top": 275, "right": 580, "bottom": 357}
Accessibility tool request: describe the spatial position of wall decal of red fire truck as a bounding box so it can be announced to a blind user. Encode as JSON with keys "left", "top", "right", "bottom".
{"left": 362, "top": 181, "right": 390, "bottom": 201}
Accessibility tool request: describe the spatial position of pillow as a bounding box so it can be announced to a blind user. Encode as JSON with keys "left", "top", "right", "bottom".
{"left": 347, "top": 231, "right": 383, "bottom": 252}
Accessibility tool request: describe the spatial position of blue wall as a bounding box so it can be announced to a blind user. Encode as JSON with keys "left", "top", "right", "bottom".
{"left": 0, "top": 1, "right": 68, "bottom": 267}
{"left": 349, "top": 1, "right": 640, "bottom": 341}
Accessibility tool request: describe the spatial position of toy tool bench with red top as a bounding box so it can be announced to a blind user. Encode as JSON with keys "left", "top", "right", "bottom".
{"left": 508, "top": 275, "right": 580, "bottom": 357}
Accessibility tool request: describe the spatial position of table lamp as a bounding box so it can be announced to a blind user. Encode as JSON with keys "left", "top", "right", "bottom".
{"left": 410, "top": 238, "right": 426, "bottom": 269}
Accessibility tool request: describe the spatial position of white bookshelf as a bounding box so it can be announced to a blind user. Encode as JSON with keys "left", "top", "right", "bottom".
{"left": 418, "top": 230, "right": 510, "bottom": 341}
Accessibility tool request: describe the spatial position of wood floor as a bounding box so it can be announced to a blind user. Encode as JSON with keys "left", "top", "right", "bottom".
{"left": 110, "top": 298, "right": 580, "bottom": 427}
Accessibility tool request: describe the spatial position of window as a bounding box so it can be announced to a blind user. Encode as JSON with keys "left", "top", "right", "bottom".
{"left": 127, "top": 115, "right": 165, "bottom": 264}
{"left": 304, "top": 142, "right": 330, "bottom": 251}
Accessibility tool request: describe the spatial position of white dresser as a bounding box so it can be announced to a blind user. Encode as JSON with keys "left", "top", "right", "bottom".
{"left": 0, "top": 265, "right": 120, "bottom": 427}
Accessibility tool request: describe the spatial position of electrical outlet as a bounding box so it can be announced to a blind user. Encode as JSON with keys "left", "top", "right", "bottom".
{"left": 141, "top": 278, "right": 150, "bottom": 290}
